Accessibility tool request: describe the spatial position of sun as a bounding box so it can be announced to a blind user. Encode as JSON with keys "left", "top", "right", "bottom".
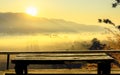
{"left": 26, "top": 7, "right": 37, "bottom": 16}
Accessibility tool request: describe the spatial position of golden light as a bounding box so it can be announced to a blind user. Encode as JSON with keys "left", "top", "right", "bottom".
{"left": 26, "top": 7, "right": 37, "bottom": 16}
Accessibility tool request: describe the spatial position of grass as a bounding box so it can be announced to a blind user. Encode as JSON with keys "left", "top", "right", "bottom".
{"left": 100, "top": 28, "right": 120, "bottom": 68}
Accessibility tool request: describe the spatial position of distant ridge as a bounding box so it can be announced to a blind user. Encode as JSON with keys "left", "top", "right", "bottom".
{"left": 0, "top": 12, "right": 104, "bottom": 34}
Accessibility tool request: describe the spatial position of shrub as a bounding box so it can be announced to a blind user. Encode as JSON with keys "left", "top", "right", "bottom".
{"left": 89, "top": 38, "right": 106, "bottom": 50}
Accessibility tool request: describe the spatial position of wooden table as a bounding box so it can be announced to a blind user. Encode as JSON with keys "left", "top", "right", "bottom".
{"left": 11, "top": 53, "right": 114, "bottom": 75}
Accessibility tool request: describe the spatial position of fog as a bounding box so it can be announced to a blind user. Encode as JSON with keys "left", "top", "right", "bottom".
{"left": 0, "top": 32, "right": 110, "bottom": 51}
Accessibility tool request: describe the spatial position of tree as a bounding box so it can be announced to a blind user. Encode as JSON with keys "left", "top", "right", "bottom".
{"left": 112, "top": 0, "right": 120, "bottom": 8}
{"left": 89, "top": 38, "right": 106, "bottom": 50}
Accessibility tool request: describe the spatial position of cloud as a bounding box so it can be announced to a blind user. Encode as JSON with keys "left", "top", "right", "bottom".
{"left": 0, "top": 12, "right": 104, "bottom": 34}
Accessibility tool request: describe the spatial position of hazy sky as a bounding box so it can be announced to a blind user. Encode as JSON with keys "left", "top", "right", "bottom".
{"left": 0, "top": 0, "right": 119, "bottom": 50}
{"left": 0, "top": 0, "right": 120, "bottom": 25}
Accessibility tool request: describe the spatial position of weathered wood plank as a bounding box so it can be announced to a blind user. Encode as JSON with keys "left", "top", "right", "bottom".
{"left": 14, "top": 53, "right": 113, "bottom": 61}
{"left": 16, "top": 53, "right": 107, "bottom": 57}
{"left": 14, "top": 56, "right": 113, "bottom": 60}
{"left": 1, "top": 50, "right": 120, "bottom": 54}
{"left": 11, "top": 53, "right": 114, "bottom": 75}
{"left": 0, "top": 50, "right": 119, "bottom": 70}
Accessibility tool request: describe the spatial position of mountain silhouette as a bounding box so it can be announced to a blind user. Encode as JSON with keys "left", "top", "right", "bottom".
{"left": 0, "top": 12, "right": 104, "bottom": 34}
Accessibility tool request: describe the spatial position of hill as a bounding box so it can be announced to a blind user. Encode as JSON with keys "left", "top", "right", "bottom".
{"left": 0, "top": 12, "right": 104, "bottom": 34}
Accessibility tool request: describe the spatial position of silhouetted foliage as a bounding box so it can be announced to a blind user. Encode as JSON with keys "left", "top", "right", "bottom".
{"left": 98, "top": 19, "right": 115, "bottom": 26}
{"left": 98, "top": 0, "right": 120, "bottom": 28}
{"left": 117, "top": 25, "right": 120, "bottom": 30}
{"left": 89, "top": 38, "right": 106, "bottom": 50}
{"left": 116, "top": 0, "right": 120, "bottom": 3}
{"left": 112, "top": 0, "right": 120, "bottom": 8}
{"left": 98, "top": 19, "right": 120, "bottom": 30}
{"left": 98, "top": 19, "right": 102, "bottom": 23}
{"left": 112, "top": 3, "right": 118, "bottom": 8}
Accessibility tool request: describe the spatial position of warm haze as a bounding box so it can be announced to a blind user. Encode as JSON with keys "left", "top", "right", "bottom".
{"left": 0, "top": 0, "right": 120, "bottom": 25}
{"left": 0, "top": 0, "right": 119, "bottom": 50}
{"left": 0, "top": 0, "right": 120, "bottom": 73}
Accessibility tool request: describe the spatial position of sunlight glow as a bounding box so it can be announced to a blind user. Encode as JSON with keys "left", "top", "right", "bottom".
{"left": 26, "top": 7, "right": 37, "bottom": 16}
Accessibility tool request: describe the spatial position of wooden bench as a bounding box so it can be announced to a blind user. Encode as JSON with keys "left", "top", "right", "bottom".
{"left": 11, "top": 53, "right": 114, "bottom": 75}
